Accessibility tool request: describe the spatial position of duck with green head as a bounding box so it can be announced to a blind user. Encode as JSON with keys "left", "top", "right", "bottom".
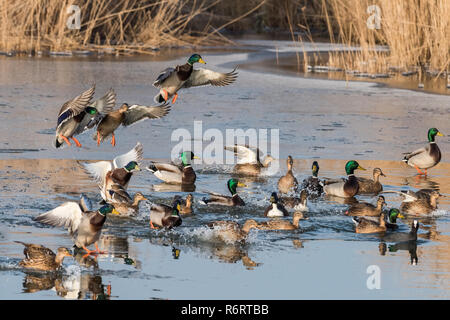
{"left": 403, "top": 128, "right": 443, "bottom": 175}
{"left": 300, "top": 161, "right": 323, "bottom": 198}
{"left": 34, "top": 195, "right": 119, "bottom": 256}
{"left": 149, "top": 199, "right": 182, "bottom": 229}
{"left": 200, "top": 179, "right": 247, "bottom": 206}
{"left": 323, "top": 160, "right": 366, "bottom": 198}
{"left": 385, "top": 208, "right": 405, "bottom": 230}
{"left": 153, "top": 54, "right": 238, "bottom": 104}
{"left": 147, "top": 151, "right": 200, "bottom": 185}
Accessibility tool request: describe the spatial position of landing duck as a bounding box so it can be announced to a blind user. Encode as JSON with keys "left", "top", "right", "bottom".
{"left": 34, "top": 195, "right": 118, "bottom": 255}
{"left": 224, "top": 144, "right": 274, "bottom": 176}
{"left": 200, "top": 179, "right": 246, "bottom": 206}
{"left": 153, "top": 54, "right": 238, "bottom": 104}
{"left": 147, "top": 151, "right": 199, "bottom": 185}
{"left": 95, "top": 102, "right": 170, "bottom": 146}
{"left": 323, "top": 160, "right": 366, "bottom": 198}
{"left": 402, "top": 128, "right": 443, "bottom": 175}
{"left": 16, "top": 241, "right": 72, "bottom": 271}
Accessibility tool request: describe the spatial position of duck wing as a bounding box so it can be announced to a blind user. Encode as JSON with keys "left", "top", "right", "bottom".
{"left": 111, "top": 142, "right": 144, "bottom": 169}
{"left": 80, "top": 160, "right": 113, "bottom": 189}
{"left": 224, "top": 144, "right": 260, "bottom": 164}
{"left": 153, "top": 67, "right": 176, "bottom": 87}
{"left": 183, "top": 67, "right": 238, "bottom": 88}
{"left": 79, "top": 194, "right": 93, "bottom": 212}
{"left": 122, "top": 103, "right": 170, "bottom": 127}
{"left": 15, "top": 241, "right": 55, "bottom": 260}
{"left": 56, "top": 85, "right": 95, "bottom": 130}
{"left": 402, "top": 145, "right": 429, "bottom": 161}
{"left": 34, "top": 202, "right": 84, "bottom": 236}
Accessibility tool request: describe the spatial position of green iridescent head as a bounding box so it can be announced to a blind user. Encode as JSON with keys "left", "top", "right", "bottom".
{"left": 85, "top": 106, "right": 98, "bottom": 115}
{"left": 180, "top": 151, "right": 199, "bottom": 166}
{"left": 345, "top": 160, "right": 365, "bottom": 175}
{"left": 427, "top": 128, "right": 444, "bottom": 142}
{"left": 388, "top": 208, "right": 404, "bottom": 223}
{"left": 125, "top": 161, "right": 140, "bottom": 172}
{"left": 227, "top": 178, "right": 246, "bottom": 195}
{"left": 312, "top": 161, "right": 319, "bottom": 177}
{"left": 98, "top": 204, "right": 117, "bottom": 216}
{"left": 172, "top": 199, "right": 181, "bottom": 216}
{"left": 187, "top": 54, "right": 206, "bottom": 65}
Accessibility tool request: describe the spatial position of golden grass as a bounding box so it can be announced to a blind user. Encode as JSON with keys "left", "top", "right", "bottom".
{"left": 319, "top": 0, "right": 450, "bottom": 75}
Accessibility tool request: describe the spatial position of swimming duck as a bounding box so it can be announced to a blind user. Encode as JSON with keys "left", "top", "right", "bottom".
{"left": 149, "top": 199, "right": 182, "bottom": 229}
{"left": 356, "top": 168, "right": 385, "bottom": 194}
{"left": 385, "top": 208, "right": 405, "bottom": 230}
{"left": 402, "top": 128, "right": 443, "bottom": 175}
{"left": 95, "top": 102, "right": 170, "bottom": 146}
{"left": 323, "top": 160, "right": 366, "bottom": 198}
{"left": 110, "top": 192, "right": 148, "bottom": 216}
{"left": 223, "top": 144, "right": 275, "bottom": 176}
{"left": 278, "top": 155, "right": 298, "bottom": 194}
{"left": 147, "top": 151, "right": 199, "bottom": 185}
{"left": 55, "top": 85, "right": 96, "bottom": 148}
{"left": 173, "top": 194, "right": 194, "bottom": 215}
{"left": 15, "top": 241, "right": 72, "bottom": 272}
{"left": 34, "top": 195, "right": 118, "bottom": 255}
{"left": 352, "top": 212, "right": 387, "bottom": 234}
{"left": 153, "top": 54, "right": 238, "bottom": 104}
{"left": 300, "top": 161, "right": 323, "bottom": 198}
{"left": 264, "top": 192, "right": 289, "bottom": 217}
{"left": 200, "top": 179, "right": 246, "bottom": 206}
{"left": 253, "top": 212, "right": 305, "bottom": 231}
{"left": 280, "top": 189, "right": 308, "bottom": 212}
{"left": 382, "top": 189, "right": 440, "bottom": 215}
{"left": 345, "top": 196, "right": 386, "bottom": 217}
{"left": 382, "top": 220, "right": 420, "bottom": 242}
{"left": 206, "top": 220, "right": 258, "bottom": 243}
{"left": 81, "top": 142, "right": 143, "bottom": 203}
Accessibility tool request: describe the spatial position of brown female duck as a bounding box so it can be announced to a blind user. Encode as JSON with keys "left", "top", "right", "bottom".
{"left": 206, "top": 220, "right": 259, "bottom": 243}
{"left": 356, "top": 168, "right": 386, "bottom": 194}
{"left": 280, "top": 189, "right": 308, "bottom": 212}
{"left": 224, "top": 144, "right": 274, "bottom": 176}
{"left": 16, "top": 241, "right": 72, "bottom": 271}
{"left": 352, "top": 212, "right": 387, "bottom": 234}
{"left": 278, "top": 155, "right": 298, "bottom": 194}
{"left": 149, "top": 199, "right": 182, "bottom": 229}
{"left": 382, "top": 189, "right": 441, "bottom": 215}
{"left": 110, "top": 192, "right": 148, "bottom": 216}
{"left": 253, "top": 212, "right": 305, "bottom": 231}
{"left": 345, "top": 196, "right": 386, "bottom": 217}
{"left": 173, "top": 194, "right": 194, "bottom": 215}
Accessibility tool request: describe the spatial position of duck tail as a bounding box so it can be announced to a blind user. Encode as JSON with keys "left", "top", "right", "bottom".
{"left": 199, "top": 198, "right": 208, "bottom": 205}
{"left": 351, "top": 217, "right": 359, "bottom": 226}
{"left": 154, "top": 93, "right": 166, "bottom": 104}
{"left": 146, "top": 163, "right": 157, "bottom": 173}
{"left": 54, "top": 137, "right": 62, "bottom": 149}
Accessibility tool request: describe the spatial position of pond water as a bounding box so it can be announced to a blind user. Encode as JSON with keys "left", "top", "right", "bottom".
{"left": 0, "top": 40, "right": 449, "bottom": 299}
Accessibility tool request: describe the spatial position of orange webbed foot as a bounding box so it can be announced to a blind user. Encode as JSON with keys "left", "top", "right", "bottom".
{"left": 60, "top": 134, "right": 72, "bottom": 147}
{"left": 172, "top": 93, "right": 178, "bottom": 104}
{"left": 97, "top": 132, "right": 101, "bottom": 146}
{"left": 111, "top": 134, "right": 116, "bottom": 147}
{"left": 414, "top": 165, "right": 426, "bottom": 175}
{"left": 162, "top": 89, "right": 169, "bottom": 101}
{"left": 150, "top": 221, "right": 159, "bottom": 229}
{"left": 72, "top": 136, "right": 82, "bottom": 148}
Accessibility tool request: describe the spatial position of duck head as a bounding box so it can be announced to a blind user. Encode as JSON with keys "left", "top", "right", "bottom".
{"left": 227, "top": 178, "right": 246, "bottom": 196}
{"left": 181, "top": 151, "right": 200, "bottom": 166}
{"left": 345, "top": 160, "right": 366, "bottom": 175}
{"left": 312, "top": 161, "right": 320, "bottom": 177}
{"left": 388, "top": 208, "right": 404, "bottom": 223}
{"left": 125, "top": 161, "right": 140, "bottom": 172}
{"left": 427, "top": 128, "right": 444, "bottom": 142}
{"left": 99, "top": 204, "right": 119, "bottom": 216}
{"left": 187, "top": 54, "right": 206, "bottom": 65}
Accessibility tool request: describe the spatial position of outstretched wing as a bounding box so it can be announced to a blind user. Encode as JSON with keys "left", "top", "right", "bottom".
{"left": 122, "top": 102, "right": 170, "bottom": 127}
{"left": 224, "top": 144, "right": 260, "bottom": 164}
{"left": 56, "top": 85, "right": 95, "bottom": 130}
{"left": 112, "top": 142, "right": 144, "bottom": 169}
{"left": 80, "top": 160, "right": 113, "bottom": 186}
{"left": 153, "top": 68, "right": 176, "bottom": 87}
{"left": 34, "top": 202, "right": 84, "bottom": 236}
{"left": 183, "top": 67, "right": 238, "bottom": 88}
{"left": 74, "top": 88, "right": 117, "bottom": 135}
{"left": 79, "top": 194, "right": 93, "bottom": 212}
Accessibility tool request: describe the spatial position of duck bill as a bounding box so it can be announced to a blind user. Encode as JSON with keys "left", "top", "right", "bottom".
{"left": 198, "top": 58, "right": 206, "bottom": 64}
{"left": 193, "top": 156, "right": 200, "bottom": 160}
{"left": 437, "top": 132, "right": 444, "bottom": 136}
{"left": 398, "top": 213, "right": 405, "bottom": 219}
{"left": 237, "top": 182, "right": 247, "bottom": 187}
{"left": 357, "top": 165, "right": 366, "bottom": 171}
{"left": 135, "top": 165, "right": 141, "bottom": 171}
{"left": 112, "top": 209, "right": 120, "bottom": 215}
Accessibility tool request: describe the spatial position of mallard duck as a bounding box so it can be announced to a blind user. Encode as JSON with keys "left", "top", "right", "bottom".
{"left": 55, "top": 85, "right": 96, "bottom": 148}
{"left": 323, "top": 160, "right": 366, "bottom": 198}
{"left": 15, "top": 241, "right": 72, "bottom": 271}
{"left": 146, "top": 151, "right": 199, "bottom": 185}
{"left": 280, "top": 189, "right": 308, "bottom": 212}
{"left": 385, "top": 208, "right": 405, "bottom": 230}
{"left": 110, "top": 192, "right": 148, "bottom": 216}
{"left": 278, "top": 155, "right": 298, "bottom": 194}
{"left": 34, "top": 195, "right": 118, "bottom": 255}
{"left": 81, "top": 142, "right": 143, "bottom": 202}
{"left": 264, "top": 192, "right": 289, "bottom": 217}
{"left": 149, "top": 199, "right": 182, "bottom": 229}
{"left": 382, "top": 220, "right": 419, "bottom": 242}
{"left": 95, "top": 102, "right": 170, "bottom": 146}
{"left": 345, "top": 196, "right": 386, "bottom": 216}
{"left": 173, "top": 194, "right": 194, "bottom": 215}
{"left": 382, "top": 189, "right": 440, "bottom": 215}
{"left": 356, "top": 168, "right": 385, "bottom": 194}
{"left": 253, "top": 212, "right": 305, "bottom": 231}
{"left": 352, "top": 212, "right": 387, "bottom": 234}
{"left": 200, "top": 179, "right": 246, "bottom": 206}
{"left": 206, "top": 220, "right": 258, "bottom": 243}
{"left": 153, "top": 54, "right": 238, "bottom": 104}
{"left": 402, "top": 128, "right": 444, "bottom": 175}
{"left": 300, "top": 161, "right": 323, "bottom": 198}
{"left": 223, "top": 144, "right": 274, "bottom": 176}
